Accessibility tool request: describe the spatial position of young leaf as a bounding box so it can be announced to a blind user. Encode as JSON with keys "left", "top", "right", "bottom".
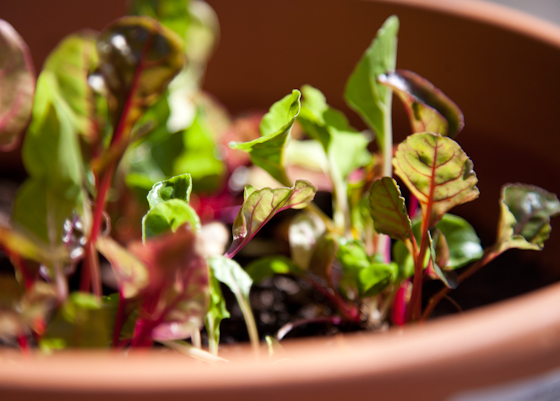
{"left": 205, "top": 271, "right": 230, "bottom": 355}
{"left": 225, "top": 179, "right": 317, "bottom": 258}
{"left": 147, "top": 173, "right": 192, "bottom": 208}
{"left": 427, "top": 229, "right": 458, "bottom": 289}
{"left": 43, "top": 32, "right": 99, "bottom": 142}
{"left": 130, "top": 224, "right": 209, "bottom": 342}
{"left": 245, "top": 256, "right": 305, "bottom": 284}
{"left": 96, "top": 16, "right": 184, "bottom": 156}
{"left": 496, "top": 184, "right": 560, "bottom": 252}
{"left": 207, "top": 256, "right": 259, "bottom": 352}
{"left": 394, "top": 132, "right": 479, "bottom": 227}
{"left": 369, "top": 177, "right": 413, "bottom": 242}
{"left": 298, "top": 85, "right": 370, "bottom": 179}
{"left": 0, "top": 19, "right": 35, "bottom": 150}
{"left": 129, "top": 0, "right": 191, "bottom": 43}
{"left": 96, "top": 236, "right": 150, "bottom": 299}
{"left": 143, "top": 199, "right": 201, "bottom": 239}
{"left": 377, "top": 69, "right": 464, "bottom": 137}
{"left": 229, "top": 90, "right": 301, "bottom": 186}
{"left": 308, "top": 233, "right": 338, "bottom": 283}
{"left": 344, "top": 15, "right": 399, "bottom": 148}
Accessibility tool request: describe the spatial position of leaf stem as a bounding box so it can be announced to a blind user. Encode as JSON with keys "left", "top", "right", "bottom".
{"left": 421, "top": 247, "right": 499, "bottom": 321}
{"left": 237, "top": 294, "right": 260, "bottom": 358}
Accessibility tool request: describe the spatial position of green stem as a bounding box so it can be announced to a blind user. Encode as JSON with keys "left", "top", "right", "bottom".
{"left": 237, "top": 293, "right": 260, "bottom": 358}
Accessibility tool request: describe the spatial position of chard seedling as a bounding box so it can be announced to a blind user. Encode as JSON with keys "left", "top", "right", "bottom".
{"left": 0, "top": 0, "right": 558, "bottom": 360}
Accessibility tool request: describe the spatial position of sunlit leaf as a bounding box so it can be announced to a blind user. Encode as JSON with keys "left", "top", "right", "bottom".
{"left": 0, "top": 19, "right": 35, "bottom": 150}
{"left": 288, "top": 212, "right": 326, "bottom": 270}
{"left": 225, "top": 179, "right": 317, "bottom": 258}
{"left": 394, "top": 132, "right": 479, "bottom": 227}
{"left": 96, "top": 236, "right": 150, "bottom": 299}
{"left": 142, "top": 199, "right": 201, "bottom": 239}
{"left": 344, "top": 15, "right": 398, "bottom": 148}
{"left": 245, "top": 256, "right": 304, "bottom": 284}
{"left": 299, "top": 85, "right": 370, "bottom": 179}
{"left": 230, "top": 90, "right": 301, "bottom": 186}
{"left": 130, "top": 0, "right": 191, "bottom": 43}
{"left": 308, "top": 233, "right": 338, "bottom": 283}
{"left": 378, "top": 69, "right": 464, "bottom": 137}
{"left": 147, "top": 173, "right": 192, "bottom": 208}
{"left": 96, "top": 16, "right": 184, "bottom": 162}
{"left": 43, "top": 32, "right": 99, "bottom": 142}
{"left": 130, "top": 224, "right": 209, "bottom": 342}
{"left": 369, "top": 177, "right": 412, "bottom": 242}
{"left": 496, "top": 184, "right": 560, "bottom": 252}
{"left": 174, "top": 109, "right": 225, "bottom": 191}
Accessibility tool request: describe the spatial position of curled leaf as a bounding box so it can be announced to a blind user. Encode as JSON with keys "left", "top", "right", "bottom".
{"left": 0, "top": 19, "right": 35, "bottom": 150}
{"left": 147, "top": 173, "right": 192, "bottom": 208}
{"left": 225, "top": 179, "right": 317, "bottom": 258}
{"left": 496, "top": 184, "right": 560, "bottom": 252}
{"left": 394, "top": 132, "right": 479, "bottom": 227}
{"left": 378, "top": 69, "right": 464, "bottom": 137}
{"left": 230, "top": 90, "right": 301, "bottom": 186}
{"left": 369, "top": 177, "right": 412, "bottom": 242}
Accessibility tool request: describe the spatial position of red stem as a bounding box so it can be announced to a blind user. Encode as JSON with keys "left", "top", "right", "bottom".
{"left": 308, "top": 279, "right": 361, "bottom": 323}
{"left": 112, "top": 292, "right": 127, "bottom": 347}
{"left": 17, "top": 335, "right": 29, "bottom": 354}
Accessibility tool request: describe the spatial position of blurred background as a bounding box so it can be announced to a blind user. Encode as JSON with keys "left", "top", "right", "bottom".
{"left": 490, "top": 0, "right": 560, "bottom": 25}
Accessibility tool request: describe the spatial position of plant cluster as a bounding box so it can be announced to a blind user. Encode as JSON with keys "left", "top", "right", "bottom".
{"left": 0, "top": 1, "right": 558, "bottom": 360}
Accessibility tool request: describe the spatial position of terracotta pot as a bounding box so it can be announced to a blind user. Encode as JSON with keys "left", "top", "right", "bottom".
{"left": 2, "top": 0, "right": 560, "bottom": 400}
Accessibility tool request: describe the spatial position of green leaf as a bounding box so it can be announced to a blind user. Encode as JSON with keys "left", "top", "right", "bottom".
{"left": 369, "top": 177, "right": 413, "bottom": 242}
{"left": 225, "top": 179, "right": 317, "bottom": 258}
{"left": 230, "top": 90, "right": 301, "bottom": 186}
{"left": 41, "top": 292, "right": 114, "bottom": 348}
{"left": 245, "top": 256, "right": 305, "bottom": 284}
{"left": 96, "top": 16, "right": 184, "bottom": 150}
{"left": 496, "top": 184, "right": 560, "bottom": 252}
{"left": 393, "top": 214, "right": 482, "bottom": 280}
{"left": 142, "top": 199, "right": 201, "bottom": 239}
{"left": 207, "top": 256, "right": 259, "bottom": 350}
{"left": 174, "top": 109, "right": 225, "bottom": 191}
{"left": 299, "top": 85, "right": 370, "bottom": 179}
{"left": 288, "top": 212, "right": 326, "bottom": 270}
{"left": 435, "top": 214, "right": 483, "bottom": 269}
{"left": 43, "top": 32, "right": 99, "bottom": 142}
{"left": 377, "top": 69, "right": 464, "bottom": 137}
{"left": 96, "top": 236, "right": 150, "bottom": 299}
{"left": 344, "top": 15, "right": 399, "bottom": 148}
{"left": 147, "top": 173, "right": 192, "bottom": 208}
{"left": 427, "top": 229, "right": 458, "bottom": 289}
{"left": 394, "top": 132, "right": 479, "bottom": 227}
{"left": 130, "top": 225, "right": 209, "bottom": 341}
{"left": 0, "top": 19, "right": 35, "bottom": 150}
{"left": 358, "top": 262, "right": 398, "bottom": 297}
{"left": 205, "top": 271, "right": 230, "bottom": 355}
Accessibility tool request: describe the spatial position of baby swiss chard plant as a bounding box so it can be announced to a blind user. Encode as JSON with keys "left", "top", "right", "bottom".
{"left": 0, "top": 1, "right": 558, "bottom": 361}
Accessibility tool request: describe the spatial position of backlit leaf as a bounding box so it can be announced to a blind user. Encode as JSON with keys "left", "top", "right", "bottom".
{"left": 344, "top": 16, "right": 398, "bottom": 148}
{"left": 394, "top": 132, "right": 479, "bottom": 227}
{"left": 288, "top": 212, "right": 326, "bottom": 270}
{"left": 377, "top": 69, "right": 464, "bottom": 137}
{"left": 230, "top": 90, "right": 301, "bottom": 186}
{"left": 0, "top": 19, "right": 35, "bottom": 150}
{"left": 130, "top": 224, "right": 209, "bottom": 342}
{"left": 142, "top": 199, "right": 201, "bottom": 239}
{"left": 358, "top": 262, "right": 398, "bottom": 297}
{"left": 496, "top": 184, "right": 560, "bottom": 252}
{"left": 225, "top": 179, "right": 317, "bottom": 258}
{"left": 369, "top": 177, "right": 412, "bottom": 242}
{"left": 96, "top": 16, "right": 184, "bottom": 155}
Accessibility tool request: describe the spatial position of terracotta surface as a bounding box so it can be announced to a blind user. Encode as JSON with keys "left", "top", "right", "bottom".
{"left": 2, "top": 0, "right": 560, "bottom": 400}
